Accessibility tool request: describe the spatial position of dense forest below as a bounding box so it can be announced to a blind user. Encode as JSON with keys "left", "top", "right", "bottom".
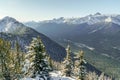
{"left": 0, "top": 37, "right": 113, "bottom": 80}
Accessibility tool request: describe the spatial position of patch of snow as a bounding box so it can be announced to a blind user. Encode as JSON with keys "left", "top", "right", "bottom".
{"left": 105, "top": 17, "right": 112, "bottom": 22}
{"left": 22, "top": 59, "right": 31, "bottom": 73}
{"left": 101, "top": 53, "right": 110, "bottom": 57}
{"left": 62, "top": 39, "right": 95, "bottom": 51}
{"left": 50, "top": 71, "right": 75, "bottom": 80}
{"left": 113, "top": 47, "right": 120, "bottom": 50}
{"left": 89, "top": 26, "right": 105, "bottom": 34}
{"left": 5, "top": 22, "right": 13, "bottom": 31}
{"left": 74, "top": 42, "right": 95, "bottom": 51}
{"left": 90, "top": 29, "right": 98, "bottom": 33}
{"left": 21, "top": 71, "right": 75, "bottom": 80}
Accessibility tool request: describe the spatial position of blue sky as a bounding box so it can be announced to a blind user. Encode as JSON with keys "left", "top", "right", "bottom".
{"left": 0, "top": 0, "right": 119, "bottom": 21}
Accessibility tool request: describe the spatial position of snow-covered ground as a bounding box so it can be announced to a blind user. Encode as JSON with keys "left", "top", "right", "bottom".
{"left": 50, "top": 71, "right": 75, "bottom": 80}
{"left": 21, "top": 71, "right": 75, "bottom": 80}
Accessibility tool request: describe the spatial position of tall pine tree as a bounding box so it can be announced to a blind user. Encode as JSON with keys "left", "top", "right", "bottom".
{"left": 62, "top": 45, "right": 73, "bottom": 77}
{"left": 25, "top": 37, "right": 51, "bottom": 80}
{"left": 0, "top": 38, "right": 11, "bottom": 80}
{"left": 12, "top": 41, "right": 24, "bottom": 79}
{"left": 74, "top": 50, "right": 86, "bottom": 80}
{"left": 0, "top": 39, "right": 24, "bottom": 80}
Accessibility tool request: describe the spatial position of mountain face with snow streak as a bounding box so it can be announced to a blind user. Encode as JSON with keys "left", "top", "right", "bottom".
{"left": 0, "top": 16, "right": 27, "bottom": 34}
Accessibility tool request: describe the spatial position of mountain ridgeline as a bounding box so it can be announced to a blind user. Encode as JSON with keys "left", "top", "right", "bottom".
{"left": 0, "top": 16, "right": 66, "bottom": 61}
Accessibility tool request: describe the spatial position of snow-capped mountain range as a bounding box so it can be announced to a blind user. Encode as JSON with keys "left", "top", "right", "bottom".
{"left": 26, "top": 13, "right": 120, "bottom": 25}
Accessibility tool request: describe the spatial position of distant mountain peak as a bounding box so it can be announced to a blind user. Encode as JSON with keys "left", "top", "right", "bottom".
{"left": 3, "top": 16, "right": 13, "bottom": 19}
{"left": 1, "top": 16, "right": 17, "bottom": 22}
{"left": 0, "top": 16, "right": 25, "bottom": 33}
{"left": 94, "top": 12, "right": 102, "bottom": 15}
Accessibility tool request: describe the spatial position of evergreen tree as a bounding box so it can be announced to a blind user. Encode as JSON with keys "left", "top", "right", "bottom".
{"left": 62, "top": 45, "right": 73, "bottom": 77}
{"left": 74, "top": 50, "right": 86, "bottom": 80}
{"left": 12, "top": 41, "right": 25, "bottom": 79}
{"left": 0, "top": 39, "right": 24, "bottom": 80}
{"left": 0, "top": 38, "right": 11, "bottom": 80}
{"left": 25, "top": 37, "right": 51, "bottom": 80}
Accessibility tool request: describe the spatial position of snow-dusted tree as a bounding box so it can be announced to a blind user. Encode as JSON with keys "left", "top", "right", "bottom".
{"left": 62, "top": 45, "right": 73, "bottom": 77}
{"left": 25, "top": 37, "right": 51, "bottom": 80}
{"left": 74, "top": 50, "right": 86, "bottom": 80}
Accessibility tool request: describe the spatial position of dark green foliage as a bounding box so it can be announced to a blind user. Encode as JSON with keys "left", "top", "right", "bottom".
{"left": 13, "top": 41, "right": 25, "bottom": 79}
{"left": 25, "top": 37, "right": 51, "bottom": 79}
{"left": 0, "top": 38, "right": 11, "bottom": 80}
{"left": 0, "top": 39, "right": 24, "bottom": 80}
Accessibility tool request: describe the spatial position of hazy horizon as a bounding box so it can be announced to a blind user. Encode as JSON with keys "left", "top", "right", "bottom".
{"left": 0, "top": 0, "right": 120, "bottom": 21}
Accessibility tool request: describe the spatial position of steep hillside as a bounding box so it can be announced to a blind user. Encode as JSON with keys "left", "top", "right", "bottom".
{"left": 0, "top": 17, "right": 66, "bottom": 61}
